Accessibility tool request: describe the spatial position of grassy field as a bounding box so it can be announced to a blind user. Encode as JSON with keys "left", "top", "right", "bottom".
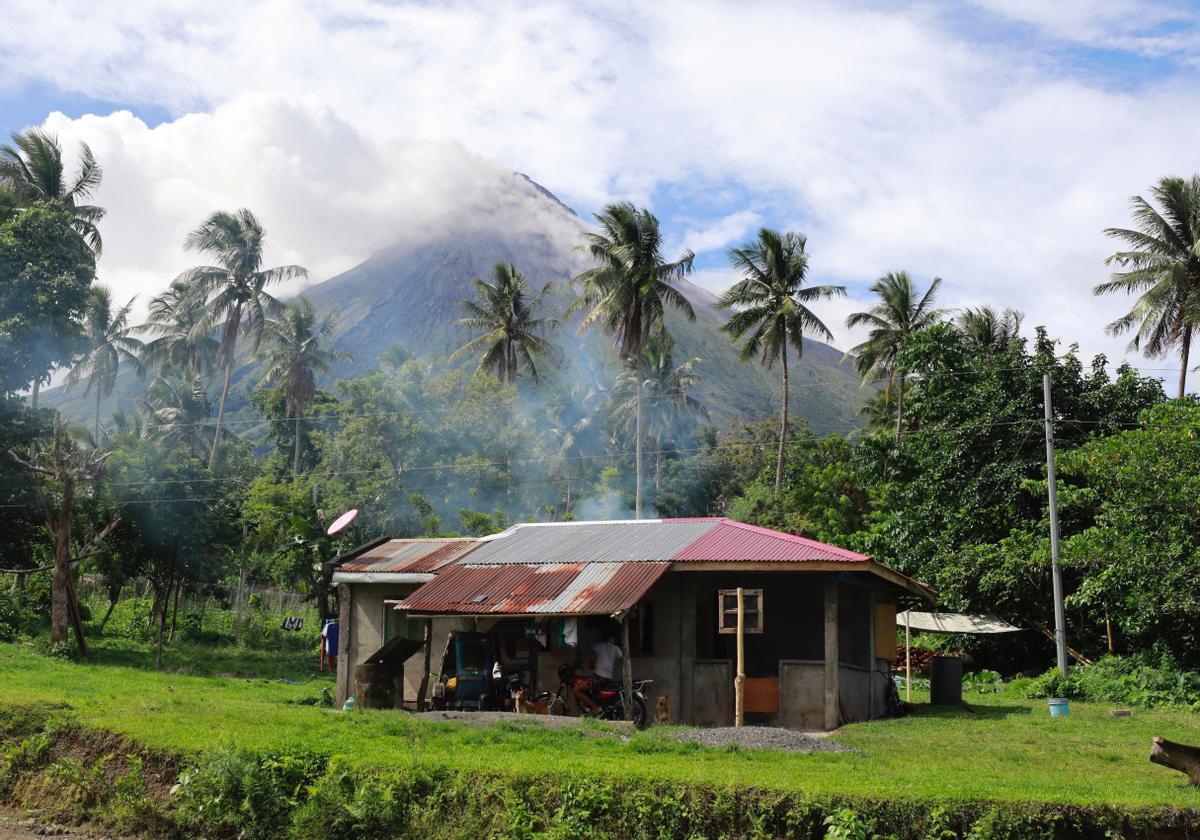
{"left": 2, "top": 639, "right": 1199, "bottom": 810}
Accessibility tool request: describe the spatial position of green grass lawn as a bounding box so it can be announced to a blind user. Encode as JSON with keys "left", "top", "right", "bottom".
{"left": 2, "top": 639, "right": 1199, "bottom": 809}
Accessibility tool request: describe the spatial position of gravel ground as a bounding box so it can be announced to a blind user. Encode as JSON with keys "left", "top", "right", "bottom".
{"left": 410, "top": 710, "right": 633, "bottom": 734}
{"left": 410, "top": 712, "right": 848, "bottom": 754}
{"left": 665, "top": 726, "right": 850, "bottom": 753}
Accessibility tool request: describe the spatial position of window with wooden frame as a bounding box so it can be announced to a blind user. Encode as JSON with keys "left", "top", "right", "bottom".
{"left": 717, "top": 589, "right": 763, "bottom": 634}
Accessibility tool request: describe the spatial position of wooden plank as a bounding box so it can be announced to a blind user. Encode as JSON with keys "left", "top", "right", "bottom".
{"left": 874, "top": 601, "right": 898, "bottom": 660}
{"left": 743, "top": 677, "right": 780, "bottom": 715}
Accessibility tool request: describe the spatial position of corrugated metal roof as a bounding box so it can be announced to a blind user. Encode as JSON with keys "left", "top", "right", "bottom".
{"left": 339, "top": 538, "right": 478, "bottom": 574}
{"left": 462, "top": 520, "right": 715, "bottom": 565}
{"left": 669, "top": 518, "right": 870, "bottom": 563}
{"left": 396, "top": 561, "right": 670, "bottom": 615}
{"left": 461, "top": 518, "right": 868, "bottom": 565}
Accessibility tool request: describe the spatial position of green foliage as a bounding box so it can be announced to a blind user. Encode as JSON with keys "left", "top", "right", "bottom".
{"left": 0, "top": 201, "right": 94, "bottom": 395}
{"left": 961, "top": 670, "right": 1003, "bottom": 694}
{"left": 1018, "top": 655, "right": 1200, "bottom": 709}
{"left": 1059, "top": 399, "right": 1200, "bottom": 661}
{"left": 173, "top": 746, "right": 328, "bottom": 839}
{"left": 824, "top": 806, "right": 878, "bottom": 840}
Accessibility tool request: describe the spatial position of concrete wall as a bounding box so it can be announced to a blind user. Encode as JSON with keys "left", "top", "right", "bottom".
{"left": 779, "top": 661, "right": 824, "bottom": 730}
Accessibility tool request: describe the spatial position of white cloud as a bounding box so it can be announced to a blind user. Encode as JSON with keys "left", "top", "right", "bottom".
{"left": 3, "top": 0, "right": 1200, "bottom": 379}
{"left": 672, "top": 211, "right": 763, "bottom": 257}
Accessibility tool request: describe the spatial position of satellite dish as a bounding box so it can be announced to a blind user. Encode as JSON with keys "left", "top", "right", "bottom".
{"left": 327, "top": 508, "right": 358, "bottom": 536}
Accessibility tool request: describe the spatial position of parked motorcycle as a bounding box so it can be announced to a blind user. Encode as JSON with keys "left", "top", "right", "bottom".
{"left": 558, "top": 664, "right": 652, "bottom": 729}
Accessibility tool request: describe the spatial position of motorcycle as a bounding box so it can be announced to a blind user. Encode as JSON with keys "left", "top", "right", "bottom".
{"left": 558, "top": 663, "right": 652, "bottom": 729}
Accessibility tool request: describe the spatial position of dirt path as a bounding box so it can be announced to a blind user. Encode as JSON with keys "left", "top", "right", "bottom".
{"left": 0, "top": 811, "right": 118, "bottom": 839}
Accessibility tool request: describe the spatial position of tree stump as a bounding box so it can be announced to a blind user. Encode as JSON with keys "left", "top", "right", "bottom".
{"left": 1150, "top": 737, "right": 1200, "bottom": 785}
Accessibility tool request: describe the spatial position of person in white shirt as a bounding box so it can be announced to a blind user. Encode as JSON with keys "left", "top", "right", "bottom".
{"left": 574, "top": 630, "right": 622, "bottom": 714}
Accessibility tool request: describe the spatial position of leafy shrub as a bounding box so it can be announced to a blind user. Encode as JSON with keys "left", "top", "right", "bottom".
{"left": 962, "top": 669, "right": 1003, "bottom": 694}
{"left": 0, "top": 595, "right": 36, "bottom": 641}
{"left": 824, "top": 807, "right": 876, "bottom": 840}
{"left": 98, "top": 597, "right": 157, "bottom": 642}
{"left": 172, "top": 747, "right": 327, "bottom": 839}
{"left": 1020, "top": 654, "right": 1200, "bottom": 709}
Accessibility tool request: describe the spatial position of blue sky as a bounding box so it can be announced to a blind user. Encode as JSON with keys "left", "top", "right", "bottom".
{"left": 1, "top": 0, "right": 1199, "bottom": 369}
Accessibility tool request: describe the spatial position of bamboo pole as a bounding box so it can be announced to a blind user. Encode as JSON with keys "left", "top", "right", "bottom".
{"left": 905, "top": 611, "right": 912, "bottom": 703}
{"left": 735, "top": 587, "right": 745, "bottom": 727}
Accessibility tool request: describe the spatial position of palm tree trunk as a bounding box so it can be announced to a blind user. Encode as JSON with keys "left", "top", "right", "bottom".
{"left": 894, "top": 374, "right": 906, "bottom": 441}
{"left": 635, "top": 374, "right": 644, "bottom": 519}
{"left": 775, "top": 351, "right": 789, "bottom": 497}
{"left": 1179, "top": 325, "right": 1192, "bottom": 399}
{"left": 210, "top": 356, "right": 234, "bottom": 469}
{"left": 655, "top": 431, "right": 663, "bottom": 492}
{"left": 31, "top": 378, "right": 39, "bottom": 410}
{"left": 293, "top": 407, "right": 303, "bottom": 476}
{"left": 94, "top": 386, "right": 102, "bottom": 442}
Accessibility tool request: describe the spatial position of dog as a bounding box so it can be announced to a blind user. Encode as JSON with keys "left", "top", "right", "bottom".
{"left": 655, "top": 694, "right": 671, "bottom": 725}
{"left": 513, "top": 688, "right": 553, "bottom": 715}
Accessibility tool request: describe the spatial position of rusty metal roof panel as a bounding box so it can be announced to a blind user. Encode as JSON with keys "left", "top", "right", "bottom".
{"left": 339, "top": 538, "right": 478, "bottom": 574}
{"left": 462, "top": 520, "right": 716, "bottom": 565}
{"left": 668, "top": 518, "right": 870, "bottom": 563}
{"left": 395, "top": 561, "right": 669, "bottom": 615}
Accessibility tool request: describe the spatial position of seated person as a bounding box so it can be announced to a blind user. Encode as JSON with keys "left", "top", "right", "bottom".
{"left": 572, "top": 630, "right": 623, "bottom": 714}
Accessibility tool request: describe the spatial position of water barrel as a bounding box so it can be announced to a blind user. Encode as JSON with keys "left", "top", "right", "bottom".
{"left": 354, "top": 662, "right": 405, "bottom": 709}
{"left": 929, "top": 655, "right": 963, "bottom": 706}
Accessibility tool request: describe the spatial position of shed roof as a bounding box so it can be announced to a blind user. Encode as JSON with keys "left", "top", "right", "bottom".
{"left": 338, "top": 538, "right": 478, "bottom": 574}
{"left": 396, "top": 561, "right": 669, "bottom": 616}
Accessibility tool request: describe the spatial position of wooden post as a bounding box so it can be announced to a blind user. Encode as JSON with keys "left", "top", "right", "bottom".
{"left": 417, "top": 619, "right": 433, "bottom": 712}
{"left": 823, "top": 577, "right": 839, "bottom": 730}
{"left": 905, "top": 611, "right": 912, "bottom": 703}
{"left": 734, "top": 587, "right": 745, "bottom": 727}
{"left": 621, "top": 614, "right": 634, "bottom": 721}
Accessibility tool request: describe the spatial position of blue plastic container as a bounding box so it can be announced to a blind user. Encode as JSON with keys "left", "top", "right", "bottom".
{"left": 1048, "top": 697, "right": 1069, "bottom": 717}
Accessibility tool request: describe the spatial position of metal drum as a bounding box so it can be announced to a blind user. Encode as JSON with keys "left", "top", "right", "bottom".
{"left": 929, "top": 655, "right": 963, "bottom": 706}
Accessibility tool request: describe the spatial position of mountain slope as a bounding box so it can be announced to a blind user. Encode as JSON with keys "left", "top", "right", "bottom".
{"left": 301, "top": 173, "right": 868, "bottom": 432}
{"left": 46, "top": 173, "right": 870, "bottom": 435}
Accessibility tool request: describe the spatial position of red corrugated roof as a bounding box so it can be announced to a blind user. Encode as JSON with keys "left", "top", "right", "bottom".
{"left": 339, "top": 538, "right": 478, "bottom": 574}
{"left": 396, "top": 561, "right": 670, "bottom": 616}
{"left": 667, "top": 518, "right": 870, "bottom": 563}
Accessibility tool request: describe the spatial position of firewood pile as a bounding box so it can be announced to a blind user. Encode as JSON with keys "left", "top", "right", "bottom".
{"left": 892, "top": 646, "right": 937, "bottom": 677}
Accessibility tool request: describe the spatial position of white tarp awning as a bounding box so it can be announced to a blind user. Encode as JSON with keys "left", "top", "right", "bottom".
{"left": 897, "top": 610, "right": 1021, "bottom": 634}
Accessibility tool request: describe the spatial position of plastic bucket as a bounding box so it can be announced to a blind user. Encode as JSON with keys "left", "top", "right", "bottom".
{"left": 1048, "top": 697, "right": 1069, "bottom": 718}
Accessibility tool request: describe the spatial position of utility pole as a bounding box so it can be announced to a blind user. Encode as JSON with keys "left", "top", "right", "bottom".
{"left": 1042, "top": 373, "right": 1069, "bottom": 678}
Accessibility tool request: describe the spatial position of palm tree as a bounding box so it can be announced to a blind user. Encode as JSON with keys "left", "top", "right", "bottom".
{"left": 720, "top": 228, "right": 844, "bottom": 495}
{"left": 844, "top": 271, "right": 944, "bottom": 441}
{"left": 67, "top": 286, "right": 143, "bottom": 440}
{"left": 543, "top": 382, "right": 602, "bottom": 513}
{"left": 957, "top": 305, "right": 1023, "bottom": 352}
{"left": 0, "top": 128, "right": 105, "bottom": 254}
{"left": 1095, "top": 175, "right": 1200, "bottom": 398}
{"left": 142, "top": 369, "right": 213, "bottom": 455}
{"left": 449, "top": 263, "right": 557, "bottom": 384}
{"left": 611, "top": 334, "right": 709, "bottom": 491}
{"left": 570, "top": 202, "right": 696, "bottom": 518}
{"left": 140, "top": 278, "right": 220, "bottom": 378}
{"left": 180, "top": 209, "right": 306, "bottom": 468}
{"left": 256, "top": 297, "right": 350, "bottom": 475}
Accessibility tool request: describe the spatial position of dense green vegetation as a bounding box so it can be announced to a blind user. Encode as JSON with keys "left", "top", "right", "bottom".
{"left": 1, "top": 642, "right": 1199, "bottom": 837}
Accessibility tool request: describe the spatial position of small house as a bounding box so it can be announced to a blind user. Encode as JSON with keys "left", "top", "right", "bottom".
{"left": 332, "top": 518, "right": 933, "bottom": 729}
